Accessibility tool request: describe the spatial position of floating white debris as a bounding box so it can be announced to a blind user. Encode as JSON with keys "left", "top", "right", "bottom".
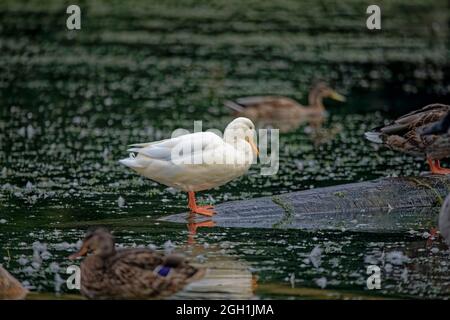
{"left": 53, "top": 242, "right": 73, "bottom": 250}
{"left": 17, "top": 126, "right": 26, "bottom": 137}
{"left": 102, "top": 147, "right": 109, "bottom": 160}
{"left": 220, "top": 242, "right": 232, "bottom": 249}
{"left": 26, "top": 124, "right": 36, "bottom": 139}
{"left": 23, "top": 267, "right": 35, "bottom": 275}
{"left": 32, "top": 241, "right": 51, "bottom": 265}
{"left": 430, "top": 247, "right": 439, "bottom": 254}
{"left": 41, "top": 251, "right": 52, "bottom": 260}
{"left": 49, "top": 262, "right": 60, "bottom": 273}
{"left": 315, "top": 277, "right": 327, "bottom": 289}
{"left": 21, "top": 280, "right": 34, "bottom": 290}
{"left": 104, "top": 97, "right": 113, "bottom": 106}
{"left": 117, "top": 196, "right": 125, "bottom": 207}
{"left": 0, "top": 219, "right": 7, "bottom": 224}
{"left": 25, "top": 181, "right": 33, "bottom": 191}
{"left": 309, "top": 245, "right": 322, "bottom": 268}
{"left": 54, "top": 273, "right": 64, "bottom": 293}
{"left": 422, "top": 231, "right": 431, "bottom": 239}
{"left": 386, "top": 251, "right": 410, "bottom": 265}
{"left": 196, "top": 254, "right": 206, "bottom": 263}
{"left": 401, "top": 268, "right": 408, "bottom": 283}
{"left": 32, "top": 241, "right": 47, "bottom": 252}
{"left": 163, "top": 240, "right": 175, "bottom": 254}
{"left": 17, "top": 256, "right": 29, "bottom": 266}
{"left": 31, "top": 261, "right": 41, "bottom": 270}
{"left": 289, "top": 273, "right": 295, "bottom": 288}
{"left": 165, "top": 187, "right": 178, "bottom": 195}
{"left": 384, "top": 263, "right": 393, "bottom": 273}
{"left": 294, "top": 160, "right": 304, "bottom": 171}
{"left": 364, "top": 254, "right": 379, "bottom": 265}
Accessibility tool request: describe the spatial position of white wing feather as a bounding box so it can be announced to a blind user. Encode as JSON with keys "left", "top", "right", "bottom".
{"left": 126, "top": 132, "right": 223, "bottom": 161}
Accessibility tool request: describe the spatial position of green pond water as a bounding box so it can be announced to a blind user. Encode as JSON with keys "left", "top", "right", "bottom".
{"left": 0, "top": 0, "right": 449, "bottom": 299}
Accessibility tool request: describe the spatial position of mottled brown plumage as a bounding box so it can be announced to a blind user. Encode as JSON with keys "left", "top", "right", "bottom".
{"left": 224, "top": 82, "right": 345, "bottom": 132}
{"left": 0, "top": 266, "right": 28, "bottom": 300}
{"left": 421, "top": 112, "right": 450, "bottom": 161}
{"left": 365, "top": 104, "right": 450, "bottom": 174}
{"left": 69, "top": 228, "right": 205, "bottom": 299}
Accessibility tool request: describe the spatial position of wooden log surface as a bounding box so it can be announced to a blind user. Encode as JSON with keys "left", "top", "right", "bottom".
{"left": 159, "top": 175, "right": 450, "bottom": 232}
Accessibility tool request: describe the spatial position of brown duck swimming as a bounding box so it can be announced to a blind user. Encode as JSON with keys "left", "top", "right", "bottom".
{"left": 224, "top": 82, "right": 346, "bottom": 132}
{"left": 69, "top": 228, "right": 205, "bottom": 299}
{"left": 365, "top": 104, "right": 450, "bottom": 174}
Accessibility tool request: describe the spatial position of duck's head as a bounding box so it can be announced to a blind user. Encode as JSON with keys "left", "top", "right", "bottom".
{"left": 309, "top": 82, "right": 346, "bottom": 106}
{"left": 421, "top": 112, "right": 450, "bottom": 136}
{"left": 69, "top": 227, "right": 115, "bottom": 260}
{"left": 224, "top": 117, "right": 259, "bottom": 156}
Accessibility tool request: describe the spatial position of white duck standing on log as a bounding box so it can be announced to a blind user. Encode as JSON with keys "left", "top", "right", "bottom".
{"left": 120, "top": 117, "right": 259, "bottom": 216}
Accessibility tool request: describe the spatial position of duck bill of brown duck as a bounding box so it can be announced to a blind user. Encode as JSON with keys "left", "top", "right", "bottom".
{"left": 68, "top": 245, "right": 89, "bottom": 260}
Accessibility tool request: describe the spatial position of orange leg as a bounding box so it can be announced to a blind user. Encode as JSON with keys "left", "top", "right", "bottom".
{"left": 187, "top": 191, "right": 216, "bottom": 216}
{"left": 427, "top": 158, "right": 450, "bottom": 175}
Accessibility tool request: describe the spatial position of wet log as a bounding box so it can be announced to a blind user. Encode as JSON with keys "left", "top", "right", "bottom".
{"left": 160, "top": 175, "right": 450, "bottom": 232}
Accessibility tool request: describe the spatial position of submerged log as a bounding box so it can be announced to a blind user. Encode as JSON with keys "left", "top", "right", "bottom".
{"left": 160, "top": 175, "right": 450, "bottom": 232}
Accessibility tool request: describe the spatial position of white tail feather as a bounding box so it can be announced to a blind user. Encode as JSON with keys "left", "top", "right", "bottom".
{"left": 364, "top": 131, "right": 383, "bottom": 144}
{"left": 119, "top": 158, "right": 146, "bottom": 169}
{"left": 128, "top": 142, "right": 151, "bottom": 148}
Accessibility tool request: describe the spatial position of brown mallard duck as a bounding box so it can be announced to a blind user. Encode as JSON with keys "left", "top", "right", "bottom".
{"left": 69, "top": 228, "right": 205, "bottom": 299}
{"left": 421, "top": 113, "right": 450, "bottom": 243}
{"left": 0, "top": 266, "right": 28, "bottom": 300}
{"left": 224, "top": 82, "right": 346, "bottom": 132}
{"left": 365, "top": 104, "right": 450, "bottom": 174}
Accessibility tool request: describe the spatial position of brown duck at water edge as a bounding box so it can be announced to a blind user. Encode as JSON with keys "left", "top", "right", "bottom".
{"left": 223, "top": 82, "right": 346, "bottom": 132}
{"left": 365, "top": 104, "right": 450, "bottom": 174}
{"left": 69, "top": 228, "right": 205, "bottom": 299}
{"left": 421, "top": 114, "right": 450, "bottom": 243}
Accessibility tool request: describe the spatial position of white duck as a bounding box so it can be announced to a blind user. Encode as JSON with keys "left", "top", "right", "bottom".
{"left": 119, "top": 117, "right": 259, "bottom": 216}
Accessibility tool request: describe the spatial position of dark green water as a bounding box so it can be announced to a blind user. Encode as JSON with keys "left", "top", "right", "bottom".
{"left": 0, "top": 0, "right": 449, "bottom": 299}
